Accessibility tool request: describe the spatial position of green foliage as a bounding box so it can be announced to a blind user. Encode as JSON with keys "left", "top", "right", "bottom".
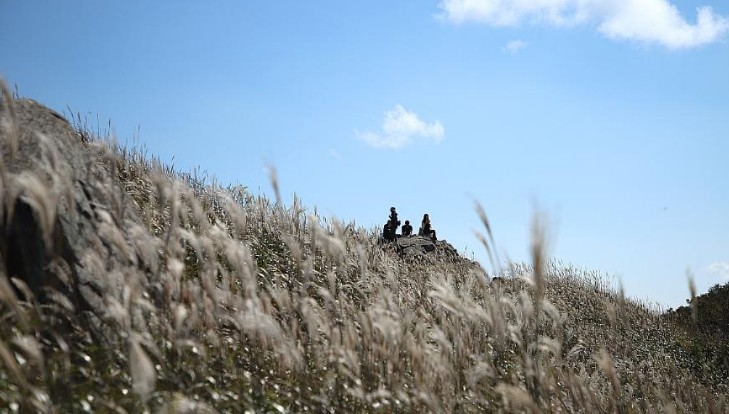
{"left": 664, "top": 281, "right": 729, "bottom": 381}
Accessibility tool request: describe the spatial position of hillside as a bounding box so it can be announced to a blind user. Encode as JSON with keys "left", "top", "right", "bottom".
{"left": 664, "top": 281, "right": 729, "bottom": 379}
{"left": 0, "top": 88, "right": 727, "bottom": 413}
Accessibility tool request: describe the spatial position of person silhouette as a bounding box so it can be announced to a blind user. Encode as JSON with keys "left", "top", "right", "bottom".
{"left": 401, "top": 220, "right": 413, "bottom": 237}
{"left": 419, "top": 214, "right": 436, "bottom": 241}
{"left": 389, "top": 207, "right": 400, "bottom": 230}
{"left": 382, "top": 221, "right": 396, "bottom": 242}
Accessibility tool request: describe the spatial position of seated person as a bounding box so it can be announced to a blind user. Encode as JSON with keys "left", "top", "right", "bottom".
{"left": 401, "top": 220, "right": 413, "bottom": 236}
{"left": 419, "top": 214, "right": 437, "bottom": 241}
{"left": 382, "top": 221, "right": 396, "bottom": 242}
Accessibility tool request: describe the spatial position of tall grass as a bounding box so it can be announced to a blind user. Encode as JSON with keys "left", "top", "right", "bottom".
{"left": 0, "top": 87, "right": 726, "bottom": 412}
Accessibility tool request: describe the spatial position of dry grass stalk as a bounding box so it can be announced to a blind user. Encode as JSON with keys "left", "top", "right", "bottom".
{"left": 0, "top": 95, "right": 726, "bottom": 413}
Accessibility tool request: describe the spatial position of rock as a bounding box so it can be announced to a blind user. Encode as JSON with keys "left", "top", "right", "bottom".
{"left": 396, "top": 236, "right": 436, "bottom": 257}
{"left": 0, "top": 93, "right": 156, "bottom": 321}
{"left": 388, "top": 234, "right": 480, "bottom": 271}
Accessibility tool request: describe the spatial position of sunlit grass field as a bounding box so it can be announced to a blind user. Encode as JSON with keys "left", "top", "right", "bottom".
{"left": 0, "top": 85, "right": 726, "bottom": 413}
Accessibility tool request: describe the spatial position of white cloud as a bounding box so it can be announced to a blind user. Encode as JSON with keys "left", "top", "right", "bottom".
{"left": 357, "top": 105, "right": 444, "bottom": 149}
{"left": 438, "top": 0, "right": 729, "bottom": 49}
{"left": 504, "top": 39, "right": 527, "bottom": 53}
{"left": 328, "top": 148, "right": 342, "bottom": 159}
{"left": 706, "top": 261, "right": 729, "bottom": 281}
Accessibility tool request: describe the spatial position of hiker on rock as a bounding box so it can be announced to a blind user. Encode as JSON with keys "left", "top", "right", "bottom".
{"left": 401, "top": 220, "right": 413, "bottom": 237}
{"left": 419, "top": 213, "right": 437, "bottom": 242}
{"left": 382, "top": 221, "right": 396, "bottom": 242}
{"left": 389, "top": 207, "right": 401, "bottom": 230}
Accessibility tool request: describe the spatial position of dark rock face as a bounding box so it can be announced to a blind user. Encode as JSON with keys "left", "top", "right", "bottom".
{"left": 390, "top": 235, "right": 479, "bottom": 270}
{"left": 396, "top": 236, "right": 436, "bottom": 257}
{"left": 0, "top": 94, "right": 155, "bottom": 318}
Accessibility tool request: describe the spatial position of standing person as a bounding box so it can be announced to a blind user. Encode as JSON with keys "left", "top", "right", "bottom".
{"left": 401, "top": 220, "right": 413, "bottom": 237}
{"left": 419, "top": 214, "right": 437, "bottom": 241}
{"left": 382, "top": 206, "right": 400, "bottom": 242}
{"left": 389, "top": 207, "right": 400, "bottom": 230}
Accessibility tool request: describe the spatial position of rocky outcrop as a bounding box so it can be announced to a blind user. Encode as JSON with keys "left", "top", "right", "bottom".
{"left": 379, "top": 234, "right": 480, "bottom": 272}
{"left": 392, "top": 235, "right": 466, "bottom": 263}
{"left": 0, "top": 91, "right": 157, "bottom": 320}
{"left": 396, "top": 236, "right": 436, "bottom": 257}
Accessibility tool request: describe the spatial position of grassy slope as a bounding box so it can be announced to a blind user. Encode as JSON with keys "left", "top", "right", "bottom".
{"left": 0, "top": 109, "right": 727, "bottom": 413}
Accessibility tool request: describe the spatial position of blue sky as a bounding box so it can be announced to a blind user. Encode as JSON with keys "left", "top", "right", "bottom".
{"left": 2, "top": 0, "right": 727, "bottom": 308}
